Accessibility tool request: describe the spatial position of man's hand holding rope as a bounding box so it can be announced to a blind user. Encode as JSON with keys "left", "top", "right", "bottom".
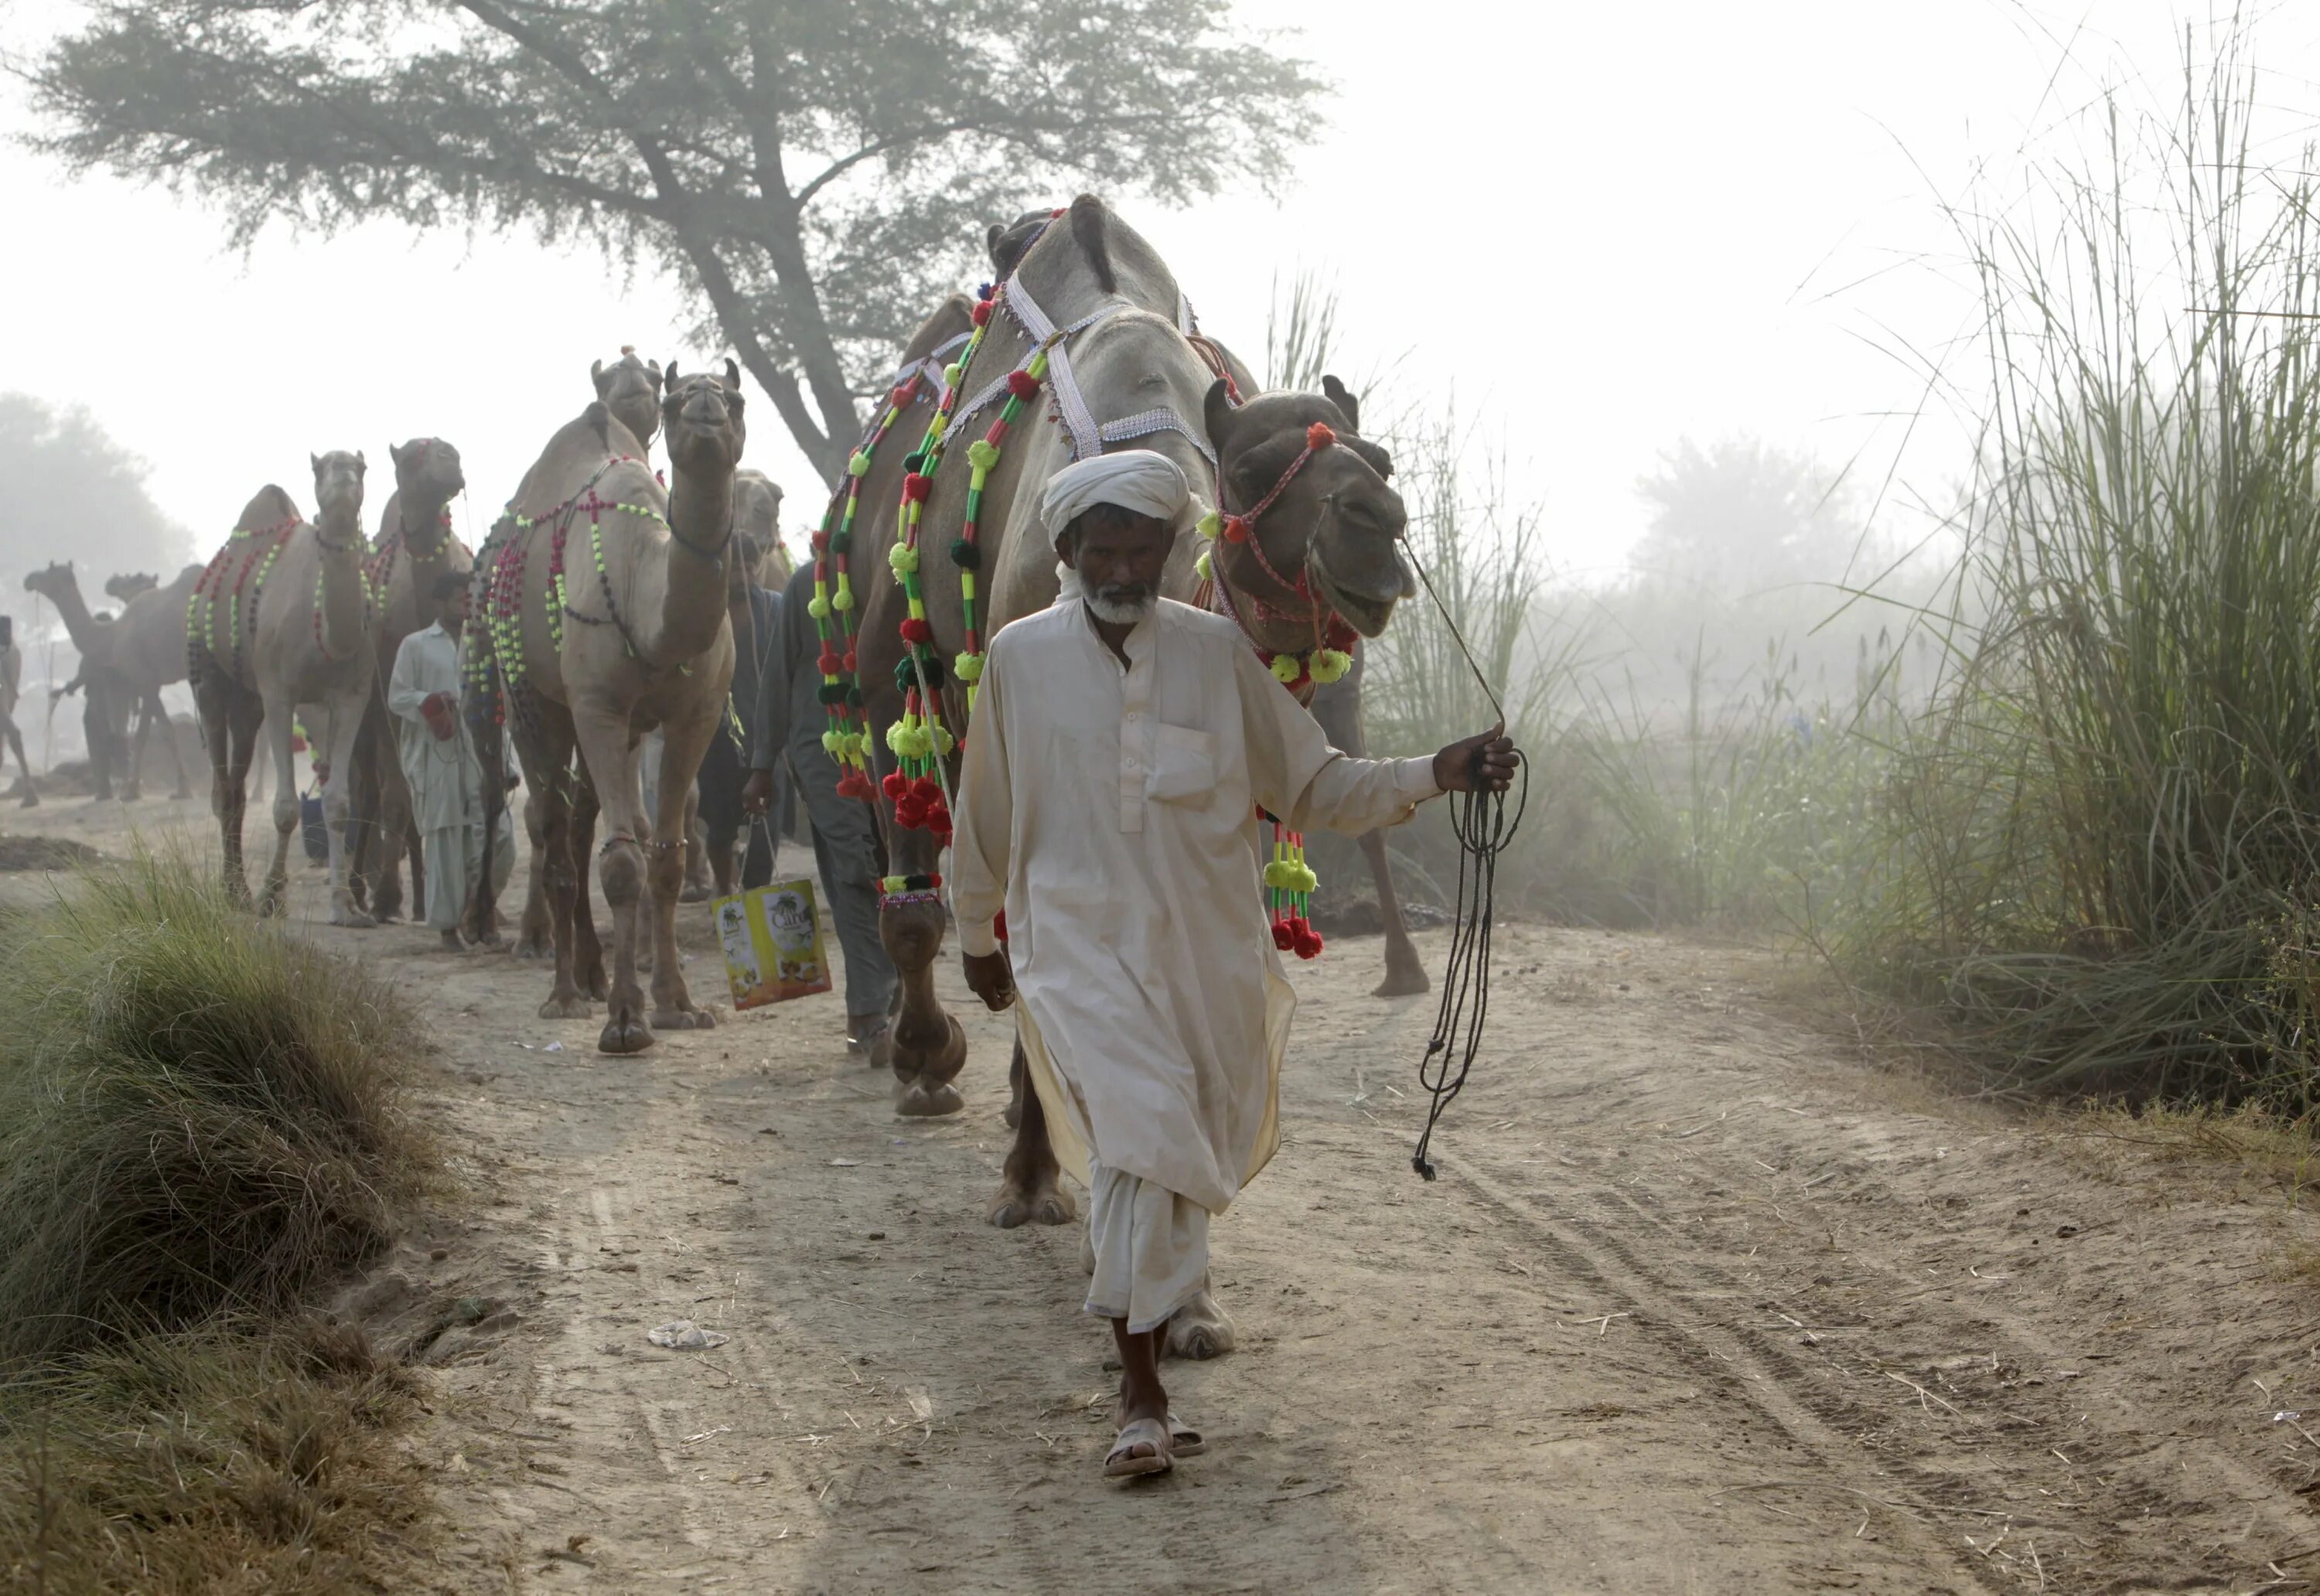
{"left": 1431, "top": 722, "right": 1519, "bottom": 796}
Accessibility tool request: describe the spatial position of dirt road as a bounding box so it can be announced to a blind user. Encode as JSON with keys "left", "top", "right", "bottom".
{"left": 15, "top": 794, "right": 2320, "bottom": 1593}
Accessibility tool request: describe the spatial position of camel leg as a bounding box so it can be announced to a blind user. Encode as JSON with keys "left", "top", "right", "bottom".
{"left": 2, "top": 716, "right": 33, "bottom": 807}
{"left": 989, "top": 1038, "right": 1074, "bottom": 1227}
{"left": 679, "top": 785, "right": 712, "bottom": 902}
{"left": 568, "top": 774, "right": 609, "bottom": 1001}
{"left": 518, "top": 706, "right": 589, "bottom": 1019}
{"left": 197, "top": 670, "right": 254, "bottom": 903}
{"left": 317, "top": 697, "right": 376, "bottom": 928}
{"left": 516, "top": 783, "right": 554, "bottom": 959}
{"left": 157, "top": 691, "right": 192, "bottom": 800}
{"left": 1361, "top": 828, "right": 1431, "bottom": 997}
{"left": 376, "top": 738, "right": 415, "bottom": 922}
{"left": 643, "top": 714, "right": 718, "bottom": 1032}
{"left": 571, "top": 708, "right": 654, "bottom": 1054}
{"left": 869, "top": 715, "right": 967, "bottom": 1115}
{"left": 121, "top": 694, "right": 146, "bottom": 802}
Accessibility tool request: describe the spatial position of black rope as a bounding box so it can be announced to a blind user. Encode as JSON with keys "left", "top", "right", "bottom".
{"left": 1398, "top": 534, "right": 1528, "bottom": 1182}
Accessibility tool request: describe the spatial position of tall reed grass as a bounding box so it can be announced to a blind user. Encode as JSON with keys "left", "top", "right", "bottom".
{"left": 1833, "top": 29, "right": 2320, "bottom": 1101}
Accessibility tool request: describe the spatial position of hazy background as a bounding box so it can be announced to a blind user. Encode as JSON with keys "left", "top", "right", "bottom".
{"left": 4, "top": 0, "right": 2319, "bottom": 755}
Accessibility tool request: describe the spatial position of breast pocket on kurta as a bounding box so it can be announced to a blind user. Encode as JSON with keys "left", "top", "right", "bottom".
{"left": 1147, "top": 724, "right": 1216, "bottom": 803}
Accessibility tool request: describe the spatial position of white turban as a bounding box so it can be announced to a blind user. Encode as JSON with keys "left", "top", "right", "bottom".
{"left": 1040, "top": 449, "right": 1190, "bottom": 540}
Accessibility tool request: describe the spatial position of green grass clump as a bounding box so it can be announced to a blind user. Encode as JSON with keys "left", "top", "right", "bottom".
{"left": 0, "top": 851, "right": 435, "bottom": 1592}
{"left": 0, "top": 851, "right": 426, "bottom": 1369}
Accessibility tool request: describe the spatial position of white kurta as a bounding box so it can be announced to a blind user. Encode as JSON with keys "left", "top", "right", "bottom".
{"left": 387, "top": 622, "right": 483, "bottom": 833}
{"left": 951, "top": 598, "right": 1440, "bottom": 1222}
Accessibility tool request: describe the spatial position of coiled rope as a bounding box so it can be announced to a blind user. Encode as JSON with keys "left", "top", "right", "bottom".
{"left": 1401, "top": 537, "right": 1528, "bottom": 1182}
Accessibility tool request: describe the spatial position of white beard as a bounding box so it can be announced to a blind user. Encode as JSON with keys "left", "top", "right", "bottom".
{"left": 1056, "top": 562, "right": 1156, "bottom": 626}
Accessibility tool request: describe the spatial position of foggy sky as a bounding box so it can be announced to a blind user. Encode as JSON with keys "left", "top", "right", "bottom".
{"left": 3, "top": 0, "right": 2316, "bottom": 591}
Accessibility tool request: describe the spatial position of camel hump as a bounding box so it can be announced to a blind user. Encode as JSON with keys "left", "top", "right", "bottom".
{"left": 237, "top": 483, "right": 302, "bottom": 534}
{"left": 1069, "top": 194, "right": 1117, "bottom": 294}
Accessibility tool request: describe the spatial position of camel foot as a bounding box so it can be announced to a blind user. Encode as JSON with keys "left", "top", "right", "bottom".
{"left": 988, "top": 1176, "right": 1076, "bottom": 1229}
{"left": 513, "top": 934, "right": 551, "bottom": 961}
{"left": 678, "top": 881, "right": 714, "bottom": 904}
{"left": 258, "top": 885, "right": 287, "bottom": 919}
{"left": 19, "top": 792, "right": 37, "bottom": 808}
{"left": 469, "top": 929, "right": 505, "bottom": 949}
{"left": 538, "top": 992, "right": 592, "bottom": 1020}
{"left": 887, "top": 1011, "right": 967, "bottom": 1087}
{"left": 1166, "top": 1285, "right": 1237, "bottom": 1361}
{"left": 330, "top": 905, "right": 378, "bottom": 929}
{"left": 599, "top": 1011, "right": 657, "bottom": 1055}
{"left": 1373, "top": 960, "right": 1431, "bottom": 998}
{"left": 894, "top": 1078, "right": 965, "bottom": 1118}
{"left": 650, "top": 1005, "right": 716, "bottom": 1032}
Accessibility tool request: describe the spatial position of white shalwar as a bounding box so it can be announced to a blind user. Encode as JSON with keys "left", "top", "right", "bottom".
{"left": 951, "top": 597, "right": 1440, "bottom": 1332}
{"left": 387, "top": 622, "right": 510, "bottom": 931}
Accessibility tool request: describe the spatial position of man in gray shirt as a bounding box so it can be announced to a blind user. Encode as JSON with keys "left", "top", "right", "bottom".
{"left": 742, "top": 560, "right": 899, "bottom": 1054}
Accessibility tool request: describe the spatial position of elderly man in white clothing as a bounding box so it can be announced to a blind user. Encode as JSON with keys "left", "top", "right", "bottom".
{"left": 387, "top": 568, "right": 513, "bottom": 949}
{"left": 950, "top": 450, "right": 1517, "bottom": 1480}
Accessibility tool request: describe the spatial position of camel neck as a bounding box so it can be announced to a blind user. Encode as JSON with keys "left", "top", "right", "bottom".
{"left": 37, "top": 578, "right": 98, "bottom": 650}
{"left": 313, "top": 503, "right": 370, "bottom": 662}
{"left": 653, "top": 468, "right": 736, "bottom": 663}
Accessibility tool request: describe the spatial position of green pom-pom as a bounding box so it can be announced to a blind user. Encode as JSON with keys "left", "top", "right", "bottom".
{"left": 888, "top": 542, "right": 919, "bottom": 575}
{"left": 1311, "top": 648, "right": 1353, "bottom": 684}
{"left": 954, "top": 651, "right": 984, "bottom": 683}
{"left": 885, "top": 721, "right": 911, "bottom": 755}
{"left": 823, "top": 729, "right": 845, "bottom": 755}
{"left": 848, "top": 451, "right": 872, "bottom": 478}
{"left": 1194, "top": 549, "right": 1213, "bottom": 581}
{"left": 904, "top": 451, "right": 926, "bottom": 473}
{"left": 1196, "top": 510, "right": 1223, "bottom": 541}
{"left": 966, "top": 439, "right": 999, "bottom": 472}
{"left": 807, "top": 595, "right": 832, "bottom": 619}
{"left": 831, "top": 587, "right": 854, "bottom": 612}
{"left": 950, "top": 539, "right": 981, "bottom": 570}
{"left": 933, "top": 724, "right": 957, "bottom": 756}
{"left": 1271, "top": 654, "right": 1303, "bottom": 685}
{"left": 943, "top": 363, "right": 963, "bottom": 386}
{"left": 1262, "top": 861, "right": 1291, "bottom": 889}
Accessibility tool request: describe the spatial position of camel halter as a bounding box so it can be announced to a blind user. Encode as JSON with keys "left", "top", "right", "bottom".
{"left": 1192, "top": 420, "right": 1358, "bottom": 698}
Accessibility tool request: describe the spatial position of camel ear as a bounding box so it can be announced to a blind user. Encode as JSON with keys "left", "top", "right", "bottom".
{"left": 986, "top": 223, "right": 1005, "bottom": 266}
{"left": 388, "top": 441, "right": 404, "bottom": 469}
{"left": 585, "top": 401, "right": 612, "bottom": 450}
{"left": 1203, "top": 379, "right": 1237, "bottom": 459}
{"left": 309, "top": 452, "right": 320, "bottom": 474}
{"left": 647, "top": 360, "right": 664, "bottom": 389}
{"left": 665, "top": 361, "right": 682, "bottom": 389}
{"left": 723, "top": 356, "right": 741, "bottom": 391}
{"left": 355, "top": 451, "right": 366, "bottom": 471}
{"left": 1321, "top": 374, "right": 1360, "bottom": 433}
{"left": 591, "top": 359, "right": 609, "bottom": 398}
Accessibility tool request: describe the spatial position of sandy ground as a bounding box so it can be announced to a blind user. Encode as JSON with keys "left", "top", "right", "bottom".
{"left": 15, "top": 794, "right": 2320, "bottom": 1594}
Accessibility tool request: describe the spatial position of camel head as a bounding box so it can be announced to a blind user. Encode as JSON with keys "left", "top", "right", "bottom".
{"left": 1205, "top": 377, "right": 1410, "bottom": 639}
{"left": 730, "top": 469, "right": 783, "bottom": 593}
{"left": 987, "top": 208, "right": 1057, "bottom": 281}
{"left": 309, "top": 450, "right": 368, "bottom": 527}
{"left": 104, "top": 571, "right": 158, "bottom": 602}
{"left": 23, "top": 561, "right": 74, "bottom": 602}
{"left": 660, "top": 359, "right": 747, "bottom": 480}
{"left": 592, "top": 348, "right": 665, "bottom": 449}
{"left": 387, "top": 438, "right": 467, "bottom": 547}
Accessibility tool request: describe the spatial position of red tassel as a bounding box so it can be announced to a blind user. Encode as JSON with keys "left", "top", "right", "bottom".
{"left": 837, "top": 770, "right": 874, "bottom": 800}
{"left": 902, "top": 473, "right": 931, "bottom": 503}
{"left": 1272, "top": 922, "right": 1295, "bottom": 952}
{"left": 896, "top": 796, "right": 928, "bottom": 829}
{"left": 1006, "top": 370, "right": 1042, "bottom": 401}
{"left": 971, "top": 300, "right": 991, "bottom": 326}
{"left": 899, "top": 617, "right": 933, "bottom": 646}
{"left": 882, "top": 770, "right": 908, "bottom": 800}
{"left": 910, "top": 776, "right": 943, "bottom": 806}
{"left": 1224, "top": 516, "right": 1250, "bottom": 544}
{"left": 1306, "top": 421, "right": 1336, "bottom": 450}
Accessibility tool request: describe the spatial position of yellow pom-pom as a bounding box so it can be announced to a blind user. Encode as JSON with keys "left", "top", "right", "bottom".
{"left": 885, "top": 721, "right": 909, "bottom": 755}
{"left": 1196, "top": 510, "right": 1223, "bottom": 541}
{"left": 1311, "top": 648, "right": 1353, "bottom": 684}
{"left": 831, "top": 585, "right": 854, "bottom": 612}
{"left": 966, "top": 440, "right": 999, "bottom": 471}
{"left": 888, "top": 542, "right": 919, "bottom": 575}
{"left": 1194, "top": 549, "right": 1213, "bottom": 581}
{"left": 807, "top": 594, "right": 832, "bottom": 619}
{"left": 943, "top": 363, "right": 963, "bottom": 387}
{"left": 1293, "top": 864, "right": 1320, "bottom": 894}
{"left": 954, "top": 651, "right": 984, "bottom": 682}
{"left": 822, "top": 729, "right": 845, "bottom": 755}
{"left": 848, "top": 452, "right": 872, "bottom": 478}
{"left": 1262, "top": 861, "right": 1291, "bottom": 889}
{"left": 1271, "top": 654, "right": 1303, "bottom": 685}
{"left": 933, "top": 724, "right": 957, "bottom": 757}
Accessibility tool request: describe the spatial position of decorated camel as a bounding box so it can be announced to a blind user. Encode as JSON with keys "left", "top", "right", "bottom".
{"left": 22, "top": 565, "right": 128, "bottom": 799}
{"left": 346, "top": 438, "right": 470, "bottom": 922}
{"left": 465, "top": 360, "right": 744, "bottom": 1053}
{"left": 187, "top": 452, "right": 378, "bottom": 920}
{"left": 848, "top": 200, "right": 1413, "bottom": 1356}
{"left": 99, "top": 564, "right": 203, "bottom": 800}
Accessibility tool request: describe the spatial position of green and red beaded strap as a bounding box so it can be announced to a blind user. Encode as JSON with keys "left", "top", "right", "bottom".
{"left": 1264, "top": 822, "right": 1324, "bottom": 959}
{"left": 186, "top": 517, "right": 299, "bottom": 680}
{"left": 811, "top": 371, "right": 927, "bottom": 801}
{"left": 885, "top": 284, "right": 1057, "bottom": 843}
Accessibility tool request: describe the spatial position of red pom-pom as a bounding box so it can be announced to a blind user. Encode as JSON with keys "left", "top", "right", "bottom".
{"left": 837, "top": 770, "right": 875, "bottom": 800}
{"left": 1006, "top": 370, "right": 1042, "bottom": 401}
{"left": 817, "top": 646, "right": 844, "bottom": 675}
{"left": 1224, "top": 515, "right": 1250, "bottom": 544}
{"left": 910, "top": 776, "right": 943, "bottom": 806}
{"left": 891, "top": 383, "right": 916, "bottom": 409}
{"left": 902, "top": 473, "right": 931, "bottom": 503}
{"left": 1306, "top": 421, "right": 1336, "bottom": 451}
{"left": 1272, "top": 922, "right": 1295, "bottom": 951}
{"left": 971, "top": 300, "right": 991, "bottom": 326}
{"left": 899, "top": 617, "right": 933, "bottom": 646}
{"left": 882, "top": 770, "right": 908, "bottom": 800}
{"left": 842, "top": 650, "right": 858, "bottom": 673}
{"left": 993, "top": 910, "right": 1008, "bottom": 943}
{"left": 896, "top": 796, "right": 927, "bottom": 829}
